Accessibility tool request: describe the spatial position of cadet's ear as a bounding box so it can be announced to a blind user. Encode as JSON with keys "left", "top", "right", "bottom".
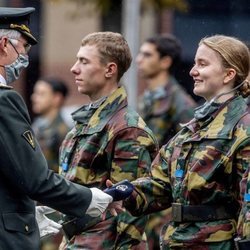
{"left": 160, "top": 55, "right": 172, "bottom": 70}
{"left": 105, "top": 62, "right": 117, "bottom": 78}
{"left": 223, "top": 68, "right": 236, "bottom": 85}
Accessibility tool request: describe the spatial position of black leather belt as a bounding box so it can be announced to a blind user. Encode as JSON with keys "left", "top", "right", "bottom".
{"left": 62, "top": 212, "right": 114, "bottom": 241}
{"left": 172, "top": 203, "right": 238, "bottom": 223}
{"left": 234, "top": 237, "right": 250, "bottom": 250}
{"left": 62, "top": 215, "right": 102, "bottom": 241}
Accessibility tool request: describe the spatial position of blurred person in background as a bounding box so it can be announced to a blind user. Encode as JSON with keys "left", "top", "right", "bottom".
{"left": 136, "top": 34, "right": 197, "bottom": 249}
{"left": 137, "top": 34, "right": 197, "bottom": 147}
{"left": 31, "top": 77, "right": 70, "bottom": 173}
{"left": 58, "top": 31, "right": 159, "bottom": 250}
{"left": 31, "top": 77, "right": 70, "bottom": 250}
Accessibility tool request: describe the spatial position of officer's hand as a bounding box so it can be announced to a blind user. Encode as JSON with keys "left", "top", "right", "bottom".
{"left": 35, "top": 206, "right": 62, "bottom": 238}
{"left": 86, "top": 188, "right": 113, "bottom": 217}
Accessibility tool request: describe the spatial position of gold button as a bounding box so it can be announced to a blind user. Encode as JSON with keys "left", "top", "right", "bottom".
{"left": 25, "top": 225, "right": 29, "bottom": 232}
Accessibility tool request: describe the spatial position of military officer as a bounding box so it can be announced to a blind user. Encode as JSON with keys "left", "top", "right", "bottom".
{"left": 0, "top": 7, "right": 113, "bottom": 250}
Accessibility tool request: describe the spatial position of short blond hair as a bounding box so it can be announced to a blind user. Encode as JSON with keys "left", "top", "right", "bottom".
{"left": 81, "top": 32, "right": 132, "bottom": 81}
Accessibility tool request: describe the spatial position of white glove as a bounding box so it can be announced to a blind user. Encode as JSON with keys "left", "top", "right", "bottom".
{"left": 35, "top": 206, "right": 62, "bottom": 238}
{"left": 86, "top": 188, "right": 113, "bottom": 217}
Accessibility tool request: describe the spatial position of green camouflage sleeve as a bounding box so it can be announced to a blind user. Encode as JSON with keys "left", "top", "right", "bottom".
{"left": 238, "top": 152, "right": 250, "bottom": 238}
{"left": 107, "top": 126, "right": 158, "bottom": 182}
{"left": 105, "top": 127, "right": 158, "bottom": 248}
{"left": 124, "top": 145, "right": 173, "bottom": 216}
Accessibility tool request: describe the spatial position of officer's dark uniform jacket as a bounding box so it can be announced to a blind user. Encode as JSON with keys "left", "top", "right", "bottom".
{"left": 0, "top": 85, "right": 92, "bottom": 250}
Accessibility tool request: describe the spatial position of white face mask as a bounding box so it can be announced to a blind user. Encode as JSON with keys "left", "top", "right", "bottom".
{"left": 3, "top": 53, "right": 29, "bottom": 84}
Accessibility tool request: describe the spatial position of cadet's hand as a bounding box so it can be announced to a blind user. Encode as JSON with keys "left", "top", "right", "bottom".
{"left": 86, "top": 187, "right": 113, "bottom": 217}
{"left": 102, "top": 200, "right": 124, "bottom": 219}
{"left": 35, "top": 206, "right": 62, "bottom": 238}
{"left": 106, "top": 179, "right": 113, "bottom": 188}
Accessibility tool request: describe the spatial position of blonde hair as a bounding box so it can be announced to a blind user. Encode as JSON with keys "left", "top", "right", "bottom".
{"left": 81, "top": 32, "right": 132, "bottom": 81}
{"left": 199, "top": 35, "right": 250, "bottom": 97}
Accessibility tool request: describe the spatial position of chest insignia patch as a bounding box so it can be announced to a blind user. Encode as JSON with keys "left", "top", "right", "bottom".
{"left": 22, "top": 130, "right": 35, "bottom": 150}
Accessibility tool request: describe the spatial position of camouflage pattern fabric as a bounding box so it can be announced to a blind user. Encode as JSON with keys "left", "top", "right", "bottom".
{"left": 32, "top": 113, "right": 70, "bottom": 173}
{"left": 138, "top": 77, "right": 196, "bottom": 249}
{"left": 238, "top": 165, "right": 250, "bottom": 239}
{"left": 59, "top": 86, "right": 158, "bottom": 249}
{"left": 125, "top": 95, "right": 250, "bottom": 249}
{"left": 138, "top": 77, "right": 197, "bottom": 147}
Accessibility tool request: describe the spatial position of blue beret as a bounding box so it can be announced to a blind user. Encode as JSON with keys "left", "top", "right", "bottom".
{"left": 0, "top": 7, "right": 37, "bottom": 45}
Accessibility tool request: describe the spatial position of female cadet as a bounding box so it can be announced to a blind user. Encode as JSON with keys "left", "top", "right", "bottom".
{"left": 117, "top": 35, "right": 250, "bottom": 249}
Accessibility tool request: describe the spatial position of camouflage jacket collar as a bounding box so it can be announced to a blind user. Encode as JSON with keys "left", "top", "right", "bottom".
{"left": 143, "top": 76, "right": 178, "bottom": 104}
{"left": 73, "top": 86, "right": 127, "bottom": 135}
{"left": 85, "top": 96, "right": 108, "bottom": 111}
{"left": 142, "top": 77, "right": 182, "bottom": 117}
{"left": 184, "top": 96, "right": 247, "bottom": 140}
{"left": 33, "top": 113, "right": 66, "bottom": 130}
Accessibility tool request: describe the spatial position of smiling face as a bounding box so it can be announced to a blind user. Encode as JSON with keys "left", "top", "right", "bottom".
{"left": 189, "top": 44, "right": 230, "bottom": 101}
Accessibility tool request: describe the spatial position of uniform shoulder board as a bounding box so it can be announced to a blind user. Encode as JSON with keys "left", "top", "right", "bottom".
{"left": 0, "top": 84, "right": 13, "bottom": 89}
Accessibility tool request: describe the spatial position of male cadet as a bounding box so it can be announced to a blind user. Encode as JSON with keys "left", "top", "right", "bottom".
{"left": 58, "top": 32, "right": 158, "bottom": 249}
{"left": 0, "top": 7, "right": 112, "bottom": 250}
{"left": 137, "top": 34, "right": 197, "bottom": 147}
{"left": 136, "top": 34, "right": 197, "bottom": 249}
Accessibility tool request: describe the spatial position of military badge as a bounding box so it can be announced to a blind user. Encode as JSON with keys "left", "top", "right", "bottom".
{"left": 22, "top": 130, "right": 35, "bottom": 149}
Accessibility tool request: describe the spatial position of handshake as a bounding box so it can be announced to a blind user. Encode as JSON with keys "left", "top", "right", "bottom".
{"left": 36, "top": 180, "right": 134, "bottom": 238}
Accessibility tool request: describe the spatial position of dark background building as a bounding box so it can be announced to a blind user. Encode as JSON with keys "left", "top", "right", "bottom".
{"left": 174, "top": 0, "right": 250, "bottom": 101}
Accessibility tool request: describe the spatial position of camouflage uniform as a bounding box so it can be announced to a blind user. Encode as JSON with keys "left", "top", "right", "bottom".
{"left": 138, "top": 77, "right": 196, "bottom": 146}
{"left": 32, "top": 113, "right": 69, "bottom": 173}
{"left": 238, "top": 159, "right": 250, "bottom": 240}
{"left": 138, "top": 77, "right": 196, "bottom": 249}
{"left": 59, "top": 86, "right": 158, "bottom": 249}
{"left": 125, "top": 95, "right": 250, "bottom": 249}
